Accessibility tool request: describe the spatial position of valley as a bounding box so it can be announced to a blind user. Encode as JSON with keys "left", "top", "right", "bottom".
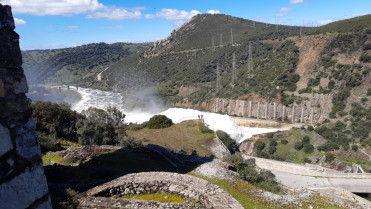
{"left": 20, "top": 12, "right": 371, "bottom": 209}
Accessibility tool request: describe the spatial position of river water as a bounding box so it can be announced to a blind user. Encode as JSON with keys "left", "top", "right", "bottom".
{"left": 30, "top": 86, "right": 281, "bottom": 143}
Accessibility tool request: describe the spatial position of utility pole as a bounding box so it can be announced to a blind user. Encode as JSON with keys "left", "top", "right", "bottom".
{"left": 232, "top": 53, "right": 237, "bottom": 83}
{"left": 216, "top": 65, "right": 221, "bottom": 93}
{"left": 220, "top": 33, "right": 223, "bottom": 48}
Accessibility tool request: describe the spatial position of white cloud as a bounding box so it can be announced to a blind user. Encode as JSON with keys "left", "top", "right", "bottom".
{"left": 275, "top": 13, "right": 285, "bottom": 18}
{"left": 145, "top": 8, "right": 200, "bottom": 26}
{"left": 67, "top": 25, "right": 79, "bottom": 29}
{"left": 318, "top": 19, "right": 333, "bottom": 25}
{"left": 279, "top": 7, "right": 292, "bottom": 13}
{"left": 207, "top": 10, "right": 220, "bottom": 14}
{"left": 86, "top": 7, "right": 143, "bottom": 20}
{"left": 14, "top": 17, "right": 26, "bottom": 25}
{"left": 1, "top": 0, "right": 104, "bottom": 16}
{"left": 290, "top": 0, "right": 304, "bottom": 4}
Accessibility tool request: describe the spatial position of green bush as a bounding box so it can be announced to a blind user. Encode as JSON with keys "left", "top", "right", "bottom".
{"left": 294, "top": 142, "right": 303, "bottom": 151}
{"left": 351, "top": 144, "right": 359, "bottom": 152}
{"left": 367, "top": 88, "right": 371, "bottom": 96}
{"left": 325, "top": 152, "right": 335, "bottom": 162}
{"left": 267, "top": 132, "right": 274, "bottom": 138}
{"left": 359, "top": 53, "right": 371, "bottom": 63}
{"left": 303, "top": 144, "right": 314, "bottom": 154}
{"left": 254, "top": 140, "right": 266, "bottom": 151}
{"left": 121, "top": 136, "right": 143, "bottom": 148}
{"left": 307, "top": 125, "right": 314, "bottom": 131}
{"left": 216, "top": 130, "right": 238, "bottom": 153}
{"left": 302, "top": 136, "right": 310, "bottom": 144}
{"left": 198, "top": 122, "right": 214, "bottom": 133}
{"left": 281, "top": 139, "right": 288, "bottom": 144}
{"left": 146, "top": 115, "right": 173, "bottom": 129}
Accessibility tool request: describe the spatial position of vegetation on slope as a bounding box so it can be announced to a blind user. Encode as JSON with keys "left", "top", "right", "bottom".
{"left": 306, "top": 14, "right": 371, "bottom": 35}
{"left": 22, "top": 42, "right": 151, "bottom": 85}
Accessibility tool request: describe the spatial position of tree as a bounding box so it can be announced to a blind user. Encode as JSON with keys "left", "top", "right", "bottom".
{"left": 146, "top": 115, "right": 173, "bottom": 129}
{"left": 31, "top": 101, "right": 82, "bottom": 141}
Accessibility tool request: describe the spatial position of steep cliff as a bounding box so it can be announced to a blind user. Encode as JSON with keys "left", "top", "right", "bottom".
{"left": 0, "top": 4, "right": 52, "bottom": 209}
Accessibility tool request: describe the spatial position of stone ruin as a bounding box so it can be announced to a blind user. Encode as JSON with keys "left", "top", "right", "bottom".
{"left": 76, "top": 172, "right": 244, "bottom": 209}
{"left": 0, "top": 4, "right": 52, "bottom": 209}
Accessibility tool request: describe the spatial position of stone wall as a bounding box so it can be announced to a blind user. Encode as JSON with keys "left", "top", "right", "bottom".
{"left": 0, "top": 4, "right": 52, "bottom": 209}
{"left": 211, "top": 97, "right": 326, "bottom": 124}
{"left": 77, "top": 172, "right": 243, "bottom": 209}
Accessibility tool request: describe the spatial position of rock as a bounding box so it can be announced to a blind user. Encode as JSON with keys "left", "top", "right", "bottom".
{"left": 0, "top": 124, "right": 13, "bottom": 155}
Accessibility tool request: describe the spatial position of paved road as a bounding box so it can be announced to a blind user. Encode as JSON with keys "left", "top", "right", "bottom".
{"left": 243, "top": 155, "right": 371, "bottom": 193}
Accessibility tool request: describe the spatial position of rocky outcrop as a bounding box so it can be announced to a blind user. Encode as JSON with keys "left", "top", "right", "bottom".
{"left": 0, "top": 4, "right": 52, "bottom": 209}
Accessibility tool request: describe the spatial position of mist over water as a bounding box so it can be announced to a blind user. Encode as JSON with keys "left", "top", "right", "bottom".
{"left": 30, "top": 86, "right": 281, "bottom": 143}
{"left": 68, "top": 87, "right": 281, "bottom": 143}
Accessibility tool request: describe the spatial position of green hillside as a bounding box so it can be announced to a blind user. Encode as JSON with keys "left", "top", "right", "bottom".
{"left": 306, "top": 14, "right": 371, "bottom": 35}
{"left": 22, "top": 42, "right": 152, "bottom": 85}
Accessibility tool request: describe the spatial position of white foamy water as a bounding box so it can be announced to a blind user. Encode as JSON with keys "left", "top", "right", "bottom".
{"left": 62, "top": 86, "right": 281, "bottom": 143}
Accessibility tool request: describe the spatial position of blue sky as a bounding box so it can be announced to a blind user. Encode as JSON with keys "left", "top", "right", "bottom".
{"left": 1, "top": 0, "right": 370, "bottom": 50}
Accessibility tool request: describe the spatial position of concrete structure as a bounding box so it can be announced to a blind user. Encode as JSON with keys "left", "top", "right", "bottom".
{"left": 243, "top": 156, "right": 371, "bottom": 193}
{"left": 0, "top": 4, "right": 51, "bottom": 209}
{"left": 212, "top": 98, "right": 323, "bottom": 124}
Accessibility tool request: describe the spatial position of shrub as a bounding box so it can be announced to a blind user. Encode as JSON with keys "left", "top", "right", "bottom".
{"left": 121, "top": 136, "right": 143, "bottom": 148}
{"left": 367, "top": 88, "right": 371, "bottom": 96}
{"left": 307, "top": 125, "right": 314, "bottom": 131}
{"left": 281, "top": 139, "right": 288, "bottom": 144}
{"left": 267, "top": 132, "right": 274, "bottom": 138}
{"left": 254, "top": 140, "right": 266, "bottom": 151}
{"left": 303, "top": 158, "right": 311, "bottom": 163}
{"left": 359, "top": 53, "right": 371, "bottom": 63}
{"left": 198, "top": 122, "right": 214, "bottom": 133}
{"left": 268, "top": 145, "right": 277, "bottom": 155}
{"left": 325, "top": 152, "right": 335, "bottom": 162}
{"left": 294, "top": 142, "right": 303, "bottom": 150}
{"left": 317, "top": 142, "right": 340, "bottom": 151}
{"left": 303, "top": 144, "right": 314, "bottom": 154}
{"left": 351, "top": 144, "right": 359, "bottom": 152}
{"left": 302, "top": 136, "right": 310, "bottom": 144}
{"left": 146, "top": 115, "right": 173, "bottom": 129}
{"left": 216, "top": 130, "right": 238, "bottom": 153}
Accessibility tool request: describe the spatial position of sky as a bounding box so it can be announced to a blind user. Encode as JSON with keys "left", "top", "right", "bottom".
{"left": 1, "top": 0, "right": 370, "bottom": 50}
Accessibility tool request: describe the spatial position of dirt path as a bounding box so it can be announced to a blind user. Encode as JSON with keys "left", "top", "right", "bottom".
{"left": 289, "top": 35, "right": 333, "bottom": 91}
{"left": 97, "top": 67, "right": 109, "bottom": 81}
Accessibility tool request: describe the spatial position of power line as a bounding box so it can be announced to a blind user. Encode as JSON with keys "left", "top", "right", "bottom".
{"left": 230, "top": 28, "right": 233, "bottom": 45}
{"left": 212, "top": 36, "right": 215, "bottom": 52}
{"left": 220, "top": 33, "right": 223, "bottom": 48}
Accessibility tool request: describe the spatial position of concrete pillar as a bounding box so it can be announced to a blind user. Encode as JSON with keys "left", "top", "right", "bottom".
{"left": 257, "top": 102, "right": 260, "bottom": 119}
{"left": 67, "top": 85, "right": 70, "bottom": 90}
{"left": 282, "top": 106, "right": 285, "bottom": 122}
{"left": 248, "top": 101, "right": 252, "bottom": 117}
{"left": 76, "top": 85, "right": 78, "bottom": 90}
{"left": 300, "top": 105, "right": 304, "bottom": 123}
{"left": 311, "top": 107, "right": 314, "bottom": 124}
{"left": 273, "top": 102, "right": 277, "bottom": 120}
{"left": 291, "top": 106, "right": 295, "bottom": 123}
{"left": 242, "top": 101, "right": 246, "bottom": 117}
{"left": 222, "top": 99, "right": 226, "bottom": 113}
{"left": 265, "top": 102, "right": 268, "bottom": 119}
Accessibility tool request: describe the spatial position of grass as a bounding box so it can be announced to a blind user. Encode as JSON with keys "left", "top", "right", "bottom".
{"left": 190, "top": 173, "right": 346, "bottom": 209}
{"left": 42, "top": 155, "right": 63, "bottom": 166}
{"left": 121, "top": 193, "right": 199, "bottom": 205}
{"left": 255, "top": 128, "right": 324, "bottom": 164}
{"left": 127, "top": 120, "right": 215, "bottom": 157}
{"left": 336, "top": 156, "right": 371, "bottom": 169}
